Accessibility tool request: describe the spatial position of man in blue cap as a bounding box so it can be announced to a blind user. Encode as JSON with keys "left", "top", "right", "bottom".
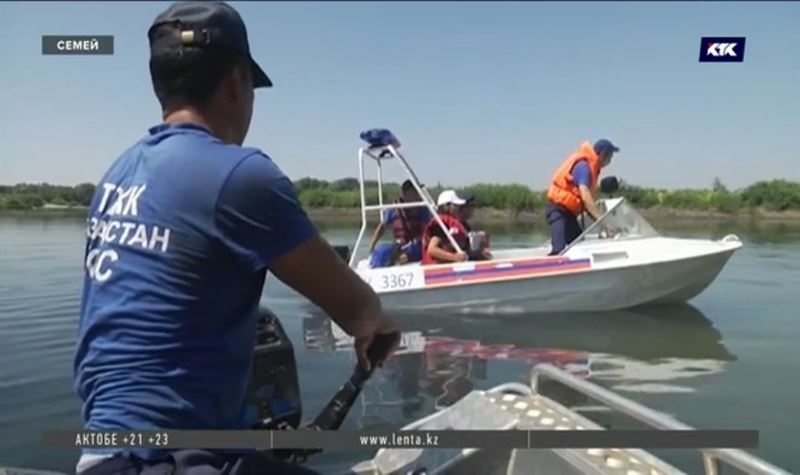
{"left": 545, "top": 139, "right": 619, "bottom": 254}
{"left": 74, "top": 2, "right": 399, "bottom": 474}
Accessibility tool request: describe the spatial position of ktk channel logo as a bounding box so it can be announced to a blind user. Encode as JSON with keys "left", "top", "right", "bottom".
{"left": 699, "top": 37, "right": 746, "bottom": 63}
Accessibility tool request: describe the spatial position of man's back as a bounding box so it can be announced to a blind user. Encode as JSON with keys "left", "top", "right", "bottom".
{"left": 73, "top": 4, "right": 399, "bottom": 473}
{"left": 75, "top": 123, "right": 315, "bottom": 439}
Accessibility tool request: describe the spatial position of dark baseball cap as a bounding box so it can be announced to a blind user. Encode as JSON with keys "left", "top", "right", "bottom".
{"left": 594, "top": 139, "right": 620, "bottom": 155}
{"left": 461, "top": 190, "right": 476, "bottom": 204}
{"left": 148, "top": 1, "right": 272, "bottom": 88}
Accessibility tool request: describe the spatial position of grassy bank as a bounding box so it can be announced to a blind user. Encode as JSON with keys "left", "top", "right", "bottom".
{"left": 292, "top": 178, "right": 800, "bottom": 215}
{"left": 3, "top": 179, "right": 799, "bottom": 223}
{"left": 0, "top": 206, "right": 90, "bottom": 218}
{"left": 304, "top": 206, "right": 800, "bottom": 225}
{"left": 3, "top": 205, "right": 798, "bottom": 224}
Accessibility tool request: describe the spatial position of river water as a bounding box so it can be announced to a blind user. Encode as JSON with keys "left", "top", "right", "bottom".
{"left": 1, "top": 215, "right": 798, "bottom": 473}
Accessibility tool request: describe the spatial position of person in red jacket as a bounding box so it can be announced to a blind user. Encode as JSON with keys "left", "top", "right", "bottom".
{"left": 545, "top": 139, "right": 619, "bottom": 255}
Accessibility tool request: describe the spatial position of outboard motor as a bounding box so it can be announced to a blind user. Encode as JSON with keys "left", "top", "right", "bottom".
{"left": 246, "top": 308, "right": 397, "bottom": 463}
{"left": 247, "top": 308, "right": 302, "bottom": 430}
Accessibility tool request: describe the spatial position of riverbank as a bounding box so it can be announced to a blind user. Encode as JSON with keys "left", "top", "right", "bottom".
{"left": 2, "top": 205, "right": 799, "bottom": 225}
{"left": 304, "top": 206, "right": 800, "bottom": 225}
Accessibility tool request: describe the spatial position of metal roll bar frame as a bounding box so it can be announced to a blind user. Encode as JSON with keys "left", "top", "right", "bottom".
{"left": 529, "top": 363, "right": 790, "bottom": 475}
{"left": 349, "top": 145, "right": 464, "bottom": 267}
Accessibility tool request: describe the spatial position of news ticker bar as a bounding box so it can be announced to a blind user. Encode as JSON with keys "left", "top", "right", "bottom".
{"left": 44, "top": 430, "right": 758, "bottom": 451}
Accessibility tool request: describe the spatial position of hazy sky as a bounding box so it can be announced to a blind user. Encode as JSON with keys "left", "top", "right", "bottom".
{"left": 1, "top": 2, "right": 798, "bottom": 190}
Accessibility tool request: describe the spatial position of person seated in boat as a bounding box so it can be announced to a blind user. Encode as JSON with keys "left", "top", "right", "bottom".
{"left": 458, "top": 191, "right": 492, "bottom": 260}
{"left": 422, "top": 190, "right": 491, "bottom": 264}
{"left": 369, "top": 240, "right": 416, "bottom": 268}
{"left": 545, "top": 139, "right": 619, "bottom": 255}
{"left": 368, "top": 180, "right": 432, "bottom": 267}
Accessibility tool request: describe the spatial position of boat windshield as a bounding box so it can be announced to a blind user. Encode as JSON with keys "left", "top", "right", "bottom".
{"left": 565, "top": 198, "right": 659, "bottom": 250}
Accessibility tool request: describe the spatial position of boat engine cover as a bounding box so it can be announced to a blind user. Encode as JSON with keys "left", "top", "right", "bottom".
{"left": 246, "top": 307, "right": 302, "bottom": 430}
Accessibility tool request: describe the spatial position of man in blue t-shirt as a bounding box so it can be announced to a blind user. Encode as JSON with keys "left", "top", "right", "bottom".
{"left": 74, "top": 3, "right": 399, "bottom": 474}
{"left": 367, "top": 180, "right": 432, "bottom": 267}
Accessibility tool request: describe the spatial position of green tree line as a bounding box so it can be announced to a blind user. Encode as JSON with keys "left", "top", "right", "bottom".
{"left": 294, "top": 177, "right": 800, "bottom": 214}
{"left": 0, "top": 183, "right": 96, "bottom": 210}
{"left": 2, "top": 178, "right": 799, "bottom": 213}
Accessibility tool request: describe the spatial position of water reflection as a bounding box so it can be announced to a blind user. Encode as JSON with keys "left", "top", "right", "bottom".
{"left": 302, "top": 304, "right": 735, "bottom": 429}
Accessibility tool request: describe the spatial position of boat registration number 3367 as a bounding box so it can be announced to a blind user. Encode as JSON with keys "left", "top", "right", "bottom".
{"left": 358, "top": 267, "right": 425, "bottom": 293}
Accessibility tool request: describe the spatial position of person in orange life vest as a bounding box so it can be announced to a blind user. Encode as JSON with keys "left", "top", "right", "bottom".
{"left": 546, "top": 139, "right": 619, "bottom": 255}
{"left": 421, "top": 190, "right": 473, "bottom": 264}
{"left": 368, "top": 179, "right": 432, "bottom": 267}
{"left": 458, "top": 191, "right": 492, "bottom": 260}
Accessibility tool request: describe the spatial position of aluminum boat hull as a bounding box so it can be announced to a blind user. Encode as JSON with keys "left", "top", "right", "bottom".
{"left": 356, "top": 237, "right": 741, "bottom": 314}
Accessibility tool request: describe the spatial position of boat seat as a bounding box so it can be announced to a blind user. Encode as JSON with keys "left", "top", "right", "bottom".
{"left": 348, "top": 390, "right": 686, "bottom": 475}
{"left": 487, "top": 392, "right": 685, "bottom": 475}
{"left": 350, "top": 391, "right": 518, "bottom": 475}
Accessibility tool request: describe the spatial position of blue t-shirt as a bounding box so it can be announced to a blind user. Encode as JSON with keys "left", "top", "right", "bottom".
{"left": 74, "top": 123, "right": 315, "bottom": 458}
{"left": 571, "top": 159, "right": 592, "bottom": 187}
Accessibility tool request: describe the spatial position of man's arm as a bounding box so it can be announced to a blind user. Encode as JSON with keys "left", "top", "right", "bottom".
{"left": 216, "top": 153, "right": 399, "bottom": 370}
{"left": 269, "top": 234, "right": 398, "bottom": 370}
{"left": 427, "top": 236, "right": 467, "bottom": 262}
{"left": 269, "top": 233, "right": 391, "bottom": 338}
{"left": 571, "top": 160, "right": 605, "bottom": 222}
{"left": 579, "top": 184, "right": 605, "bottom": 221}
{"left": 368, "top": 222, "right": 385, "bottom": 253}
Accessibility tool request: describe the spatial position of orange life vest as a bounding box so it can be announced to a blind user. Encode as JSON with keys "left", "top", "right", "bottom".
{"left": 546, "top": 142, "right": 602, "bottom": 215}
{"left": 421, "top": 213, "right": 469, "bottom": 265}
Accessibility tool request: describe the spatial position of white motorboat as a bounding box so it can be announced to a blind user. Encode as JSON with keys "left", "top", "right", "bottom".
{"left": 345, "top": 140, "right": 743, "bottom": 313}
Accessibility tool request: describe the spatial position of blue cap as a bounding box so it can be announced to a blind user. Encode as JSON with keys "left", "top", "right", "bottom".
{"left": 149, "top": 2, "right": 272, "bottom": 88}
{"left": 594, "top": 139, "right": 620, "bottom": 155}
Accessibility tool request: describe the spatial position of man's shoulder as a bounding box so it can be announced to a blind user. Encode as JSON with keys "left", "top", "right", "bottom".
{"left": 570, "top": 159, "right": 591, "bottom": 182}
{"left": 161, "top": 135, "right": 287, "bottom": 185}
{"left": 189, "top": 139, "right": 272, "bottom": 167}
{"left": 237, "top": 146, "right": 281, "bottom": 172}
{"left": 223, "top": 147, "right": 290, "bottom": 189}
{"left": 108, "top": 133, "right": 289, "bottom": 204}
{"left": 151, "top": 128, "right": 277, "bottom": 169}
{"left": 216, "top": 147, "right": 298, "bottom": 209}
